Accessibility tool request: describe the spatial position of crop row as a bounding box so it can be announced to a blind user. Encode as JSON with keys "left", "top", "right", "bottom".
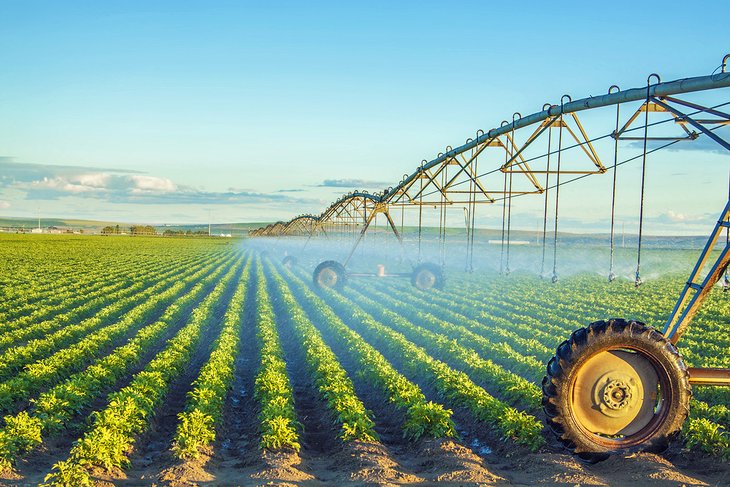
{"left": 371, "top": 278, "right": 553, "bottom": 361}
{"left": 42, "top": 255, "right": 243, "bottom": 485}
{"left": 0, "top": 254, "right": 235, "bottom": 472}
{"left": 0, "top": 250, "right": 209, "bottom": 331}
{"left": 308, "top": 276, "right": 544, "bottom": 450}
{"left": 0, "top": 235, "right": 225, "bottom": 311}
{"left": 0, "top": 235, "right": 210, "bottom": 311}
{"left": 0, "top": 252, "right": 234, "bottom": 417}
{"left": 267, "top": 265, "right": 378, "bottom": 443}
{"left": 352, "top": 278, "right": 544, "bottom": 382}
{"left": 0, "top": 246, "right": 203, "bottom": 321}
{"left": 383, "top": 270, "right": 730, "bottom": 457}
{"left": 345, "top": 285, "right": 542, "bottom": 414}
{"left": 0, "top": 252, "right": 231, "bottom": 391}
{"left": 172, "top": 258, "right": 253, "bottom": 459}
{"left": 0, "top": 251, "right": 220, "bottom": 355}
{"left": 438, "top": 275, "right": 730, "bottom": 428}
{"left": 252, "top": 262, "right": 300, "bottom": 452}
{"left": 279, "top": 262, "right": 457, "bottom": 441}
{"left": 0, "top": 254, "right": 148, "bottom": 323}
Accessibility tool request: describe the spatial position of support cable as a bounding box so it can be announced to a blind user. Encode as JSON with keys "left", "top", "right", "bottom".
{"left": 506, "top": 170, "right": 513, "bottom": 275}
{"left": 552, "top": 98, "right": 569, "bottom": 283}
{"left": 465, "top": 140, "right": 476, "bottom": 272}
{"left": 469, "top": 129, "right": 483, "bottom": 273}
{"left": 500, "top": 159, "right": 508, "bottom": 275}
{"left": 636, "top": 76, "right": 659, "bottom": 287}
{"left": 540, "top": 120, "right": 553, "bottom": 278}
{"left": 609, "top": 85, "right": 621, "bottom": 282}
{"left": 505, "top": 114, "right": 519, "bottom": 275}
{"left": 439, "top": 161, "right": 448, "bottom": 267}
{"left": 418, "top": 161, "right": 425, "bottom": 263}
{"left": 400, "top": 199, "right": 405, "bottom": 264}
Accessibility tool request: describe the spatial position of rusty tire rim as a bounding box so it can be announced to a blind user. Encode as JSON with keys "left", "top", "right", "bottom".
{"left": 414, "top": 269, "right": 437, "bottom": 290}
{"left": 316, "top": 267, "right": 339, "bottom": 288}
{"left": 570, "top": 348, "right": 670, "bottom": 448}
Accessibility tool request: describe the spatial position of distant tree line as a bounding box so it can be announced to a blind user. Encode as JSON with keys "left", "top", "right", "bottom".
{"left": 101, "top": 225, "right": 157, "bottom": 236}
{"left": 100, "top": 225, "right": 214, "bottom": 237}
{"left": 131, "top": 225, "right": 157, "bottom": 235}
{"left": 162, "top": 229, "right": 209, "bottom": 237}
{"left": 101, "top": 225, "right": 121, "bottom": 234}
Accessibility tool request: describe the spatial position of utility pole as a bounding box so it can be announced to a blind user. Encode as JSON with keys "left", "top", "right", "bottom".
{"left": 207, "top": 209, "right": 212, "bottom": 236}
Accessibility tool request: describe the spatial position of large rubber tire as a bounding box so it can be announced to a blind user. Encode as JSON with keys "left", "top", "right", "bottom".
{"left": 282, "top": 255, "right": 298, "bottom": 269}
{"left": 411, "top": 262, "right": 444, "bottom": 290}
{"left": 542, "top": 319, "right": 690, "bottom": 463}
{"left": 312, "top": 260, "right": 347, "bottom": 290}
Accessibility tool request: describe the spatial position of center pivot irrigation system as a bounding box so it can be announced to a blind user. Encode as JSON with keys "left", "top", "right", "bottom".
{"left": 252, "top": 54, "right": 730, "bottom": 460}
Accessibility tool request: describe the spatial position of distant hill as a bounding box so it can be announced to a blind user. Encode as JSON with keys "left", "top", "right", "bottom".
{"left": 0, "top": 216, "right": 120, "bottom": 232}
{"left": 0, "top": 216, "right": 272, "bottom": 236}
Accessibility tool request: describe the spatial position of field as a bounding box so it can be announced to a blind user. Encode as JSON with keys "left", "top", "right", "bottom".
{"left": 0, "top": 234, "right": 728, "bottom": 486}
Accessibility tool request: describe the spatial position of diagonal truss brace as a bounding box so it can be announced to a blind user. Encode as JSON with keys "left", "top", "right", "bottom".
{"left": 502, "top": 113, "right": 605, "bottom": 176}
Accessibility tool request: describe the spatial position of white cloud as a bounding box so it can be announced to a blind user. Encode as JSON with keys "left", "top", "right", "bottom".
{"left": 75, "top": 173, "right": 111, "bottom": 188}
{"left": 665, "top": 210, "right": 687, "bottom": 222}
{"left": 30, "top": 176, "right": 103, "bottom": 194}
{"left": 129, "top": 175, "right": 177, "bottom": 193}
{"left": 0, "top": 201, "right": 10, "bottom": 209}
{"left": 2, "top": 162, "right": 316, "bottom": 207}
{"left": 18, "top": 173, "right": 178, "bottom": 196}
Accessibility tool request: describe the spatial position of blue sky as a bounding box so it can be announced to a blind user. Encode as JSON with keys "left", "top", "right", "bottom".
{"left": 1, "top": 1, "right": 728, "bottom": 232}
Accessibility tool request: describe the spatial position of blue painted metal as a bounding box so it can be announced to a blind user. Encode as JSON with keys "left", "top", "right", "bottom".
{"left": 663, "top": 199, "right": 730, "bottom": 342}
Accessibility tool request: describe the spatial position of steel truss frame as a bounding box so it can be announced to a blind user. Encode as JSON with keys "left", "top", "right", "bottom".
{"left": 252, "top": 58, "right": 730, "bottom": 385}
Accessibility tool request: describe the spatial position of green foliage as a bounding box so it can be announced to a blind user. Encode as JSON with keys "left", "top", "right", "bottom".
{"left": 253, "top": 263, "right": 300, "bottom": 452}
{"left": 317, "top": 279, "right": 546, "bottom": 451}
{"left": 0, "top": 412, "right": 42, "bottom": 472}
{"left": 260, "top": 416, "right": 301, "bottom": 451}
{"left": 403, "top": 402, "right": 457, "bottom": 441}
{"left": 173, "top": 410, "right": 216, "bottom": 459}
{"left": 682, "top": 418, "right": 730, "bottom": 459}
{"left": 277, "top": 263, "right": 457, "bottom": 441}
{"left": 0, "top": 256, "right": 234, "bottom": 473}
{"left": 43, "top": 258, "right": 242, "bottom": 484}
{"left": 3, "top": 235, "right": 729, "bottom": 479}
{"left": 268, "top": 266, "right": 378, "bottom": 443}
{"left": 172, "top": 260, "right": 252, "bottom": 460}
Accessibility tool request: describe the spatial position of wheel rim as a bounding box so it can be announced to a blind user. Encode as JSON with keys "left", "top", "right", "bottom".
{"left": 414, "top": 269, "right": 436, "bottom": 290}
{"left": 317, "top": 268, "right": 339, "bottom": 288}
{"left": 570, "top": 349, "right": 666, "bottom": 447}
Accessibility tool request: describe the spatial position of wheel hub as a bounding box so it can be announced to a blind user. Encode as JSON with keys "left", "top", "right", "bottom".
{"left": 600, "top": 377, "right": 635, "bottom": 413}
{"left": 317, "top": 268, "right": 338, "bottom": 287}
{"left": 415, "top": 270, "right": 436, "bottom": 289}
{"left": 572, "top": 350, "right": 660, "bottom": 436}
